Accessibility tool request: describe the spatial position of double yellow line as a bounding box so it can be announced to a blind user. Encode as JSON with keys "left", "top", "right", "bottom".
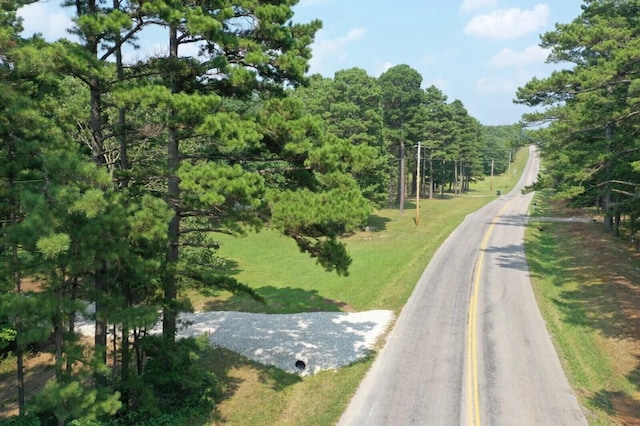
{"left": 466, "top": 198, "right": 516, "bottom": 426}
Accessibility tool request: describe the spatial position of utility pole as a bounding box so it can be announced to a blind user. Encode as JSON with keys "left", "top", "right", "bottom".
{"left": 416, "top": 142, "right": 421, "bottom": 225}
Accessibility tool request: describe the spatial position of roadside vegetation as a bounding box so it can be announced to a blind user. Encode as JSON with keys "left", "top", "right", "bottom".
{"left": 1, "top": 1, "right": 519, "bottom": 423}
{"left": 6, "top": 0, "right": 640, "bottom": 424}
{"left": 527, "top": 190, "right": 640, "bottom": 425}
{"left": 516, "top": 2, "right": 640, "bottom": 423}
{"left": 186, "top": 148, "right": 529, "bottom": 425}
{"left": 0, "top": 148, "right": 528, "bottom": 424}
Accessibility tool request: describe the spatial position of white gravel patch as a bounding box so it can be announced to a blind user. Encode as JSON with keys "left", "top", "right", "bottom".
{"left": 77, "top": 309, "right": 394, "bottom": 376}
{"left": 176, "top": 310, "right": 394, "bottom": 375}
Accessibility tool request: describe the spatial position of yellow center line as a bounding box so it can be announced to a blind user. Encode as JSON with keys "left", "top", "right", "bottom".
{"left": 467, "top": 197, "right": 516, "bottom": 426}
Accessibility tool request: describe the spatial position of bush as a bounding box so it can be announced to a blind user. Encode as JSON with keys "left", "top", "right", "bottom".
{"left": 0, "top": 315, "right": 17, "bottom": 356}
{"left": 1, "top": 413, "right": 41, "bottom": 426}
{"left": 112, "top": 336, "right": 221, "bottom": 425}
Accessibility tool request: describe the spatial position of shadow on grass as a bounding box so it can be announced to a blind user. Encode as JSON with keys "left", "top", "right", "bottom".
{"left": 527, "top": 218, "right": 640, "bottom": 419}
{"left": 201, "top": 346, "right": 377, "bottom": 425}
{"left": 543, "top": 225, "right": 640, "bottom": 343}
{"left": 191, "top": 258, "right": 243, "bottom": 299}
{"left": 525, "top": 223, "right": 571, "bottom": 287}
{"left": 198, "top": 346, "right": 303, "bottom": 424}
{"left": 364, "top": 214, "right": 392, "bottom": 232}
{"left": 528, "top": 221, "right": 640, "bottom": 339}
{"left": 588, "top": 389, "right": 640, "bottom": 421}
{"left": 204, "top": 286, "right": 349, "bottom": 314}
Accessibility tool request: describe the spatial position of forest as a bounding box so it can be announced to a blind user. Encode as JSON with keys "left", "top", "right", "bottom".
{"left": 0, "top": 1, "right": 520, "bottom": 424}
{"left": 516, "top": 0, "right": 640, "bottom": 241}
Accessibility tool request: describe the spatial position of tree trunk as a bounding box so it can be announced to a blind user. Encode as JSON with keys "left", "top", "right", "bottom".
{"left": 134, "top": 328, "right": 144, "bottom": 375}
{"left": 454, "top": 161, "right": 459, "bottom": 197}
{"left": 120, "top": 275, "right": 132, "bottom": 405}
{"left": 398, "top": 140, "right": 405, "bottom": 213}
{"left": 631, "top": 215, "right": 639, "bottom": 252}
{"left": 83, "top": 0, "right": 110, "bottom": 387}
{"left": 53, "top": 285, "right": 64, "bottom": 380}
{"left": 388, "top": 165, "right": 394, "bottom": 208}
{"left": 13, "top": 239, "right": 25, "bottom": 415}
{"left": 428, "top": 153, "right": 434, "bottom": 200}
{"left": 462, "top": 162, "right": 468, "bottom": 192}
{"left": 114, "top": 3, "right": 129, "bottom": 188}
{"left": 94, "top": 263, "right": 108, "bottom": 387}
{"left": 441, "top": 159, "right": 445, "bottom": 197}
{"left": 66, "top": 277, "right": 78, "bottom": 375}
{"left": 164, "top": 24, "right": 180, "bottom": 340}
{"left": 8, "top": 135, "right": 25, "bottom": 415}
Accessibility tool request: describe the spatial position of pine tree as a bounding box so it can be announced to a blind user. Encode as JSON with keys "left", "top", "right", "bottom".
{"left": 419, "top": 85, "right": 452, "bottom": 199}
{"left": 293, "top": 68, "right": 389, "bottom": 207}
{"left": 516, "top": 0, "right": 640, "bottom": 232}
{"left": 0, "top": 7, "right": 63, "bottom": 416}
{"left": 379, "top": 64, "right": 424, "bottom": 212}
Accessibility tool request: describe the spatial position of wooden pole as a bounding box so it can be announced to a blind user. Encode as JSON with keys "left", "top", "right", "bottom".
{"left": 416, "top": 142, "right": 421, "bottom": 225}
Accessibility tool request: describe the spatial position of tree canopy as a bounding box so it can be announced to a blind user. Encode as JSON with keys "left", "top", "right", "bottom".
{"left": 516, "top": 0, "right": 640, "bottom": 235}
{"left": 2, "top": 2, "right": 508, "bottom": 423}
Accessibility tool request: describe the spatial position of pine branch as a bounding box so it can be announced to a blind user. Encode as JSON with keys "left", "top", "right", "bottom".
{"left": 179, "top": 228, "right": 234, "bottom": 236}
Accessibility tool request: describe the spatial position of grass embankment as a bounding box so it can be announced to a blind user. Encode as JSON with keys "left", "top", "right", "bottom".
{"left": 527, "top": 191, "right": 640, "bottom": 425}
{"left": 190, "top": 149, "right": 529, "bottom": 425}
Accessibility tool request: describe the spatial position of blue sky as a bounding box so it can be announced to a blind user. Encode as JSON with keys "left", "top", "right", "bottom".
{"left": 18, "top": 0, "right": 584, "bottom": 126}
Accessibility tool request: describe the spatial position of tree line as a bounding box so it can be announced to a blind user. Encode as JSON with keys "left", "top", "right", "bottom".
{"left": 517, "top": 0, "right": 640, "bottom": 242}
{"left": 294, "top": 66, "right": 522, "bottom": 212}
{"left": 0, "top": 1, "right": 519, "bottom": 424}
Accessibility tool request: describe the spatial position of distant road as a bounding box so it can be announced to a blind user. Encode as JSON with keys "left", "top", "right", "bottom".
{"left": 338, "top": 146, "right": 587, "bottom": 426}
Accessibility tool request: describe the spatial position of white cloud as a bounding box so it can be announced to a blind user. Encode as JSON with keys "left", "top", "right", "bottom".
{"left": 315, "top": 27, "right": 367, "bottom": 53}
{"left": 475, "top": 69, "right": 533, "bottom": 93}
{"left": 370, "top": 61, "right": 395, "bottom": 77}
{"left": 308, "top": 27, "right": 366, "bottom": 73}
{"left": 459, "top": 0, "right": 498, "bottom": 13}
{"left": 464, "top": 4, "right": 550, "bottom": 40}
{"left": 491, "top": 45, "right": 550, "bottom": 68}
{"left": 18, "top": 3, "right": 74, "bottom": 41}
{"left": 372, "top": 61, "right": 395, "bottom": 77}
{"left": 476, "top": 76, "right": 515, "bottom": 93}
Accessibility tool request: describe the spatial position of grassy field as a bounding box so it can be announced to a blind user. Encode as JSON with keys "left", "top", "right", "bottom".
{"left": 526, "top": 191, "right": 640, "bottom": 425}
{"left": 189, "top": 149, "right": 530, "bottom": 425}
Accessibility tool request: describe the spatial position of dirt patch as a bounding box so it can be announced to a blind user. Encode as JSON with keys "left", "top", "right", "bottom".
{"left": 19, "top": 278, "right": 44, "bottom": 293}
{"left": 613, "top": 393, "right": 640, "bottom": 426}
{"left": 0, "top": 351, "right": 54, "bottom": 418}
{"left": 0, "top": 335, "right": 97, "bottom": 419}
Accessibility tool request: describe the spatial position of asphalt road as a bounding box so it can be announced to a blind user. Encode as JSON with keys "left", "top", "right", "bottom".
{"left": 338, "top": 146, "right": 587, "bottom": 426}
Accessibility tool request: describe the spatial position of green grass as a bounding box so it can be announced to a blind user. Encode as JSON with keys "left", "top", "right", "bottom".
{"left": 525, "top": 189, "right": 640, "bottom": 425}
{"left": 184, "top": 148, "right": 530, "bottom": 425}
{"left": 189, "top": 149, "right": 528, "bottom": 316}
